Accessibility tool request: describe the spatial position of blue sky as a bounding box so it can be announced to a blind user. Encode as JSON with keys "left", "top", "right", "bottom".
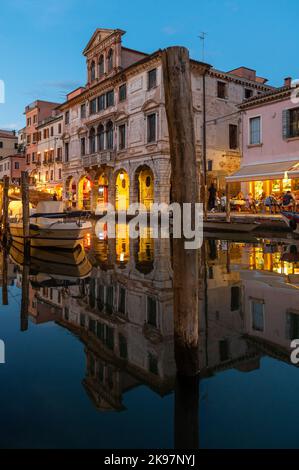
{"left": 0, "top": 0, "right": 298, "bottom": 130}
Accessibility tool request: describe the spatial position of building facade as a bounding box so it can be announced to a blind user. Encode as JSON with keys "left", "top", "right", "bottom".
{"left": 24, "top": 100, "right": 60, "bottom": 184}
{"left": 36, "top": 114, "right": 63, "bottom": 197}
{"left": 0, "top": 130, "right": 18, "bottom": 159}
{"left": 59, "top": 28, "right": 273, "bottom": 211}
{"left": 227, "top": 79, "right": 299, "bottom": 199}
{"left": 0, "top": 154, "right": 26, "bottom": 185}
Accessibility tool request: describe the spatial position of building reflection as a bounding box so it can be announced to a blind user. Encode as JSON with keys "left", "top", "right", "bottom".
{"left": 7, "top": 232, "right": 299, "bottom": 412}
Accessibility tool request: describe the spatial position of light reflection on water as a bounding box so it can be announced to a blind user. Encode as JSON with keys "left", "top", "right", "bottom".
{"left": 1, "top": 230, "right": 299, "bottom": 448}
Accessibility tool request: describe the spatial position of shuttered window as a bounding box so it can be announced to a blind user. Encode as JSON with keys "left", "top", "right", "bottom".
{"left": 283, "top": 107, "right": 299, "bottom": 139}
{"left": 249, "top": 116, "right": 261, "bottom": 145}
{"left": 229, "top": 124, "right": 238, "bottom": 149}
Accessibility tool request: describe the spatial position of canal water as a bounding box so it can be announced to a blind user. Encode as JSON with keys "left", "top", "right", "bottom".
{"left": 1, "top": 230, "right": 299, "bottom": 449}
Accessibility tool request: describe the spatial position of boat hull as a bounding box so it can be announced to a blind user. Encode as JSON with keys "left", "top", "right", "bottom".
{"left": 204, "top": 221, "right": 258, "bottom": 233}
{"left": 9, "top": 222, "right": 92, "bottom": 249}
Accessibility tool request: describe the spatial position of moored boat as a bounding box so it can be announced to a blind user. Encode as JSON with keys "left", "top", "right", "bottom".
{"left": 9, "top": 201, "right": 92, "bottom": 249}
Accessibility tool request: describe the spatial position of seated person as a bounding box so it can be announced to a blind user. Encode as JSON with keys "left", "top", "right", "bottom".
{"left": 265, "top": 194, "right": 278, "bottom": 214}
{"left": 245, "top": 192, "right": 257, "bottom": 213}
{"left": 282, "top": 191, "right": 295, "bottom": 211}
{"left": 220, "top": 193, "right": 226, "bottom": 212}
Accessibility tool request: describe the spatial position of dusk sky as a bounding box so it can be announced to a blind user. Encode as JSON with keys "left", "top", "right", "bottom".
{"left": 1, "top": 0, "right": 298, "bottom": 131}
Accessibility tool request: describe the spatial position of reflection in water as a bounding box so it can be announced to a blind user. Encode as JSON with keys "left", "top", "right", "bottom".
{"left": 1, "top": 231, "right": 299, "bottom": 448}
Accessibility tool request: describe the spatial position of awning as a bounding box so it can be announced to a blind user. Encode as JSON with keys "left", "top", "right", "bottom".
{"left": 226, "top": 161, "right": 299, "bottom": 183}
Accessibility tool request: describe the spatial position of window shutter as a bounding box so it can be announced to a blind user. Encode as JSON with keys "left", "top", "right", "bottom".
{"left": 282, "top": 109, "right": 290, "bottom": 139}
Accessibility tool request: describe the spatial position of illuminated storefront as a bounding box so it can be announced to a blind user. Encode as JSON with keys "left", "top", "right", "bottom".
{"left": 78, "top": 176, "right": 92, "bottom": 210}
{"left": 138, "top": 168, "right": 154, "bottom": 210}
{"left": 115, "top": 171, "right": 129, "bottom": 211}
{"left": 227, "top": 162, "right": 299, "bottom": 200}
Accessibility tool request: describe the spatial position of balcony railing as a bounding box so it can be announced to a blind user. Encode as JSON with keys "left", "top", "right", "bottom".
{"left": 82, "top": 151, "right": 115, "bottom": 168}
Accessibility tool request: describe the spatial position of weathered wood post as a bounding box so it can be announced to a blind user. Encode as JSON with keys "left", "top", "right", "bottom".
{"left": 2, "top": 246, "right": 8, "bottom": 306}
{"left": 162, "top": 47, "right": 200, "bottom": 376}
{"left": 21, "top": 171, "right": 30, "bottom": 242}
{"left": 20, "top": 171, "right": 30, "bottom": 331}
{"left": 226, "top": 182, "right": 231, "bottom": 223}
{"left": 2, "top": 176, "right": 9, "bottom": 244}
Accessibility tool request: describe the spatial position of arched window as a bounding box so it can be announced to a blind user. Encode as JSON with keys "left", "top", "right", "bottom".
{"left": 106, "top": 121, "right": 114, "bottom": 150}
{"left": 98, "top": 124, "right": 105, "bottom": 151}
{"left": 90, "top": 61, "right": 96, "bottom": 81}
{"left": 107, "top": 49, "right": 113, "bottom": 72}
{"left": 89, "top": 128, "right": 96, "bottom": 154}
{"left": 98, "top": 55, "right": 104, "bottom": 76}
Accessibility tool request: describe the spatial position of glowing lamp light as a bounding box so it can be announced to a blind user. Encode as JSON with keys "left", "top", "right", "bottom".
{"left": 120, "top": 252, "right": 125, "bottom": 262}
{"left": 119, "top": 171, "right": 125, "bottom": 181}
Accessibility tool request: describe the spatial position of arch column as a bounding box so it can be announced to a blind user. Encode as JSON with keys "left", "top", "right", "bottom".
{"left": 153, "top": 158, "right": 171, "bottom": 204}
{"left": 91, "top": 177, "right": 99, "bottom": 212}
{"left": 129, "top": 167, "right": 138, "bottom": 205}
{"left": 108, "top": 170, "right": 116, "bottom": 207}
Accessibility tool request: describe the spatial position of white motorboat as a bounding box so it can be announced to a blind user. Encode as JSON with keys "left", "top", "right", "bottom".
{"left": 9, "top": 201, "right": 92, "bottom": 249}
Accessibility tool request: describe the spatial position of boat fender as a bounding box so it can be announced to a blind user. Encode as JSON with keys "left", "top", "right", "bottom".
{"left": 289, "top": 219, "right": 297, "bottom": 231}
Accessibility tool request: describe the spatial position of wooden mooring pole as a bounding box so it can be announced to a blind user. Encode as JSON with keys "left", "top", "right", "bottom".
{"left": 21, "top": 171, "right": 30, "bottom": 244}
{"left": 2, "top": 176, "right": 9, "bottom": 244}
{"left": 20, "top": 171, "right": 30, "bottom": 331}
{"left": 2, "top": 245, "right": 8, "bottom": 306}
{"left": 162, "top": 47, "right": 200, "bottom": 376}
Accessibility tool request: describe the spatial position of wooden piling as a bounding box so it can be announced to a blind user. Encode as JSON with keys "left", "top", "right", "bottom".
{"left": 162, "top": 47, "right": 200, "bottom": 376}
{"left": 20, "top": 261, "right": 29, "bottom": 332}
{"left": 21, "top": 171, "right": 30, "bottom": 240}
{"left": 2, "top": 245, "right": 8, "bottom": 306}
{"left": 20, "top": 171, "right": 30, "bottom": 331}
{"left": 226, "top": 182, "right": 231, "bottom": 223}
{"left": 2, "top": 176, "right": 9, "bottom": 244}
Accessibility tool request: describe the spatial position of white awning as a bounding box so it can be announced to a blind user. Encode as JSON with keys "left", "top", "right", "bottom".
{"left": 226, "top": 161, "right": 299, "bottom": 183}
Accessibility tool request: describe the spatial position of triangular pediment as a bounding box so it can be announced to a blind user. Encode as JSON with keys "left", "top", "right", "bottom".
{"left": 83, "top": 28, "right": 125, "bottom": 56}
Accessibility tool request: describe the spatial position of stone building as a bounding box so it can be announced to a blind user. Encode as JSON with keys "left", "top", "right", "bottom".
{"left": 59, "top": 28, "right": 273, "bottom": 211}
{"left": 24, "top": 100, "right": 60, "bottom": 184}
{"left": 0, "top": 153, "right": 26, "bottom": 185}
{"left": 36, "top": 113, "right": 64, "bottom": 197}
{"left": 0, "top": 130, "right": 18, "bottom": 159}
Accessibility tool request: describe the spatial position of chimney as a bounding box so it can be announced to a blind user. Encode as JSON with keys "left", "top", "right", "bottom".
{"left": 284, "top": 77, "right": 292, "bottom": 87}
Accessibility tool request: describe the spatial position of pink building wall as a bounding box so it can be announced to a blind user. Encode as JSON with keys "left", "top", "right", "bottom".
{"left": 242, "top": 96, "right": 299, "bottom": 166}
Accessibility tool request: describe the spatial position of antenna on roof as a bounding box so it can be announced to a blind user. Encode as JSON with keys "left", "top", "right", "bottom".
{"left": 199, "top": 32, "right": 207, "bottom": 62}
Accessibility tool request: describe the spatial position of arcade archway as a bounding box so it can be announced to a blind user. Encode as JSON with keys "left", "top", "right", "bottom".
{"left": 115, "top": 170, "right": 129, "bottom": 211}
{"left": 135, "top": 166, "right": 154, "bottom": 209}
{"left": 78, "top": 175, "right": 92, "bottom": 210}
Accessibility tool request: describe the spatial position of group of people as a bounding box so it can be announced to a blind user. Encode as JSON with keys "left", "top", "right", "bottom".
{"left": 208, "top": 184, "right": 227, "bottom": 212}
{"left": 207, "top": 183, "right": 298, "bottom": 214}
